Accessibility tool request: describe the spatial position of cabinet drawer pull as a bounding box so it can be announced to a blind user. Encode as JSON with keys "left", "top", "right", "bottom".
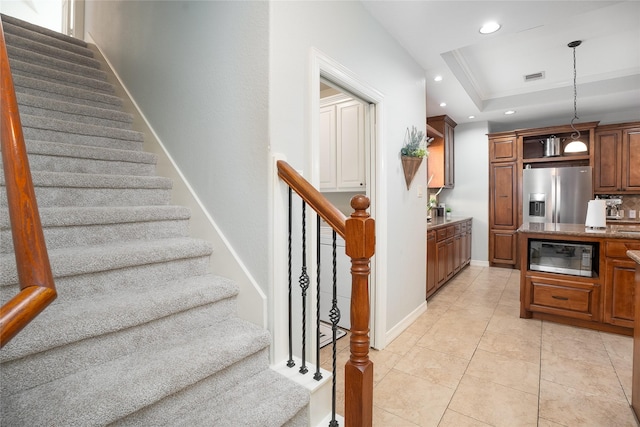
{"left": 552, "top": 295, "right": 569, "bottom": 301}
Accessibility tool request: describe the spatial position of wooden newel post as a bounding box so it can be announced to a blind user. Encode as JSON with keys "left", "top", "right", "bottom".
{"left": 344, "top": 195, "right": 375, "bottom": 427}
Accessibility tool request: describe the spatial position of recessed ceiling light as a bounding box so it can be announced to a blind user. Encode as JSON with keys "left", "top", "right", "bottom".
{"left": 504, "top": 110, "right": 516, "bottom": 115}
{"left": 434, "top": 75, "right": 443, "bottom": 82}
{"left": 440, "top": 102, "right": 447, "bottom": 107}
{"left": 480, "top": 21, "right": 501, "bottom": 34}
{"left": 468, "top": 115, "right": 476, "bottom": 119}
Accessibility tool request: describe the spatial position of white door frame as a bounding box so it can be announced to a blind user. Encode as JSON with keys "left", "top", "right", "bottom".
{"left": 309, "top": 48, "right": 387, "bottom": 349}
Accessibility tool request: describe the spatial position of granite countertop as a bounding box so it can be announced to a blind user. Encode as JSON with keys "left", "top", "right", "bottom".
{"left": 628, "top": 250, "right": 640, "bottom": 264}
{"left": 518, "top": 222, "right": 640, "bottom": 240}
{"left": 427, "top": 216, "right": 472, "bottom": 231}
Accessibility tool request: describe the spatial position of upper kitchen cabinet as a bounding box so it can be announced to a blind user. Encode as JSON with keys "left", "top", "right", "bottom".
{"left": 319, "top": 96, "right": 366, "bottom": 192}
{"left": 427, "top": 115, "right": 456, "bottom": 189}
{"left": 489, "top": 133, "right": 517, "bottom": 163}
{"left": 594, "top": 123, "right": 640, "bottom": 193}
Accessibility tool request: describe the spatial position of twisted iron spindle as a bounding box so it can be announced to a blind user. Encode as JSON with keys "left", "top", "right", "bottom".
{"left": 329, "top": 229, "right": 341, "bottom": 427}
{"left": 298, "top": 201, "right": 309, "bottom": 375}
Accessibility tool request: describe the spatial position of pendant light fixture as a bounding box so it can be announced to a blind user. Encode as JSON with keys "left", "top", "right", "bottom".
{"left": 564, "top": 40, "right": 588, "bottom": 154}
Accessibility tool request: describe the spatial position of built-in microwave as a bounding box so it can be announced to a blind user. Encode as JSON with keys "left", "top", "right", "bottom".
{"left": 528, "top": 239, "right": 597, "bottom": 278}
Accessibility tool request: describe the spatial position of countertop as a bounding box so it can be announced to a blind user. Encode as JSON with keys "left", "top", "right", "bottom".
{"left": 628, "top": 250, "right": 640, "bottom": 264}
{"left": 427, "top": 216, "right": 472, "bottom": 231}
{"left": 517, "top": 222, "right": 640, "bottom": 240}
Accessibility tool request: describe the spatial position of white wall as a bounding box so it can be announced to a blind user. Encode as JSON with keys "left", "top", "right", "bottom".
{"left": 83, "top": 0, "right": 427, "bottom": 346}
{"left": 438, "top": 121, "right": 490, "bottom": 263}
{"left": 269, "top": 1, "right": 427, "bottom": 342}
{"left": 84, "top": 1, "right": 271, "bottom": 293}
{"left": 1, "top": 0, "right": 62, "bottom": 32}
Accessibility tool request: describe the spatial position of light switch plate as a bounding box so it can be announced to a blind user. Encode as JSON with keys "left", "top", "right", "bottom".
{"left": 630, "top": 209, "right": 637, "bottom": 219}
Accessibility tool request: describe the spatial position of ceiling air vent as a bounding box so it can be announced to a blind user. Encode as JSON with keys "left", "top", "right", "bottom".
{"left": 524, "top": 71, "right": 545, "bottom": 82}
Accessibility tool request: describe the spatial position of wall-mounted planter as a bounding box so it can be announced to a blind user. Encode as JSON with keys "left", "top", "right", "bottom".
{"left": 401, "top": 156, "right": 424, "bottom": 190}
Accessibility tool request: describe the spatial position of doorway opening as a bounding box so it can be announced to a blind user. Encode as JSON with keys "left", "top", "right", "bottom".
{"left": 311, "top": 49, "right": 385, "bottom": 349}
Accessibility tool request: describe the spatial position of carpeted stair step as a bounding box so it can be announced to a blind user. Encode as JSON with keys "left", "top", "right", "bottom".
{"left": 9, "top": 57, "right": 115, "bottom": 94}
{"left": 0, "top": 236, "right": 211, "bottom": 291}
{"left": 13, "top": 74, "right": 123, "bottom": 111}
{"left": 6, "top": 44, "right": 106, "bottom": 81}
{"left": 1, "top": 20, "right": 93, "bottom": 58}
{"left": 1, "top": 317, "right": 272, "bottom": 426}
{"left": 18, "top": 139, "right": 155, "bottom": 176}
{"left": 0, "top": 269, "right": 234, "bottom": 362}
{"left": 4, "top": 31, "right": 101, "bottom": 69}
{"left": 1, "top": 13, "right": 88, "bottom": 49}
{"left": 114, "top": 366, "right": 310, "bottom": 427}
{"left": 20, "top": 114, "right": 144, "bottom": 150}
{"left": 1, "top": 279, "right": 238, "bottom": 396}
{"left": 0, "top": 205, "right": 190, "bottom": 253}
{"left": 0, "top": 170, "right": 172, "bottom": 207}
{"left": 16, "top": 92, "right": 134, "bottom": 130}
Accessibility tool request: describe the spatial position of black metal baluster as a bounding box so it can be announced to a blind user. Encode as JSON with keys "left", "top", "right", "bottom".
{"left": 287, "top": 188, "right": 295, "bottom": 368}
{"left": 329, "top": 229, "right": 341, "bottom": 427}
{"left": 314, "top": 215, "right": 323, "bottom": 381}
{"left": 298, "top": 201, "right": 309, "bottom": 375}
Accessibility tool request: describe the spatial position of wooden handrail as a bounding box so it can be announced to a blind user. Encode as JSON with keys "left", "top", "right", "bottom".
{"left": 276, "top": 160, "right": 375, "bottom": 426}
{"left": 0, "top": 20, "right": 57, "bottom": 347}
{"left": 276, "top": 160, "right": 347, "bottom": 238}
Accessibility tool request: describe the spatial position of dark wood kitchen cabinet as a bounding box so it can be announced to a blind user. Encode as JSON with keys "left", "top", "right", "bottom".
{"left": 603, "top": 240, "right": 640, "bottom": 329}
{"left": 489, "top": 161, "right": 518, "bottom": 266}
{"left": 426, "top": 230, "right": 437, "bottom": 298}
{"left": 426, "top": 218, "right": 472, "bottom": 299}
{"left": 427, "top": 115, "right": 457, "bottom": 189}
{"left": 594, "top": 123, "right": 640, "bottom": 193}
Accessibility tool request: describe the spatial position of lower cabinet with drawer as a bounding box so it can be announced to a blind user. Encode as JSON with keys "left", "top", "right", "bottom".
{"left": 524, "top": 275, "right": 600, "bottom": 322}
{"left": 519, "top": 228, "right": 639, "bottom": 335}
{"left": 603, "top": 240, "right": 640, "bottom": 329}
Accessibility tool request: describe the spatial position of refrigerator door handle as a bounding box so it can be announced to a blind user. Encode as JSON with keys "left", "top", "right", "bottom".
{"left": 555, "top": 173, "right": 561, "bottom": 223}
{"left": 551, "top": 173, "right": 557, "bottom": 223}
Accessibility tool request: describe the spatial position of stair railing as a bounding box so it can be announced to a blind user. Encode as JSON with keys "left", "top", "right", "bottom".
{"left": 0, "top": 21, "right": 57, "bottom": 347}
{"left": 277, "top": 160, "right": 374, "bottom": 427}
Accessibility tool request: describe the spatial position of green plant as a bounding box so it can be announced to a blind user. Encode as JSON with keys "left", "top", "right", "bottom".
{"left": 446, "top": 207, "right": 452, "bottom": 213}
{"left": 400, "top": 126, "right": 427, "bottom": 158}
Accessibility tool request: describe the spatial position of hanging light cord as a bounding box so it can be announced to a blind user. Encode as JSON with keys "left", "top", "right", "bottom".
{"left": 569, "top": 40, "right": 582, "bottom": 140}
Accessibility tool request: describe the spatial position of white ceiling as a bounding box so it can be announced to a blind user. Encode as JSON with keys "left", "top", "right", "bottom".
{"left": 362, "top": 1, "right": 640, "bottom": 132}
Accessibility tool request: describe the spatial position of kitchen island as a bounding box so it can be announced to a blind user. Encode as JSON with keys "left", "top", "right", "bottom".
{"left": 630, "top": 250, "right": 640, "bottom": 420}
{"left": 426, "top": 217, "right": 472, "bottom": 299}
{"left": 518, "top": 222, "right": 640, "bottom": 335}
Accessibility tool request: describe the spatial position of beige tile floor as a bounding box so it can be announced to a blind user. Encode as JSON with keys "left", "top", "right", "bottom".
{"left": 321, "top": 266, "right": 638, "bottom": 426}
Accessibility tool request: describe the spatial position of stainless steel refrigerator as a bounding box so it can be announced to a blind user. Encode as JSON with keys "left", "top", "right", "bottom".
{"left": 522, "top": 166, "right": 592, "bottom": 224}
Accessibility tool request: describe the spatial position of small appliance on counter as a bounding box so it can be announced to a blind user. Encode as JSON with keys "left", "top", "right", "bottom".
{"left": 585, "top": 199, "right": 607, "bottom": 229}
{"left": 603, "top": 196, "right": 623, "bottom": 219}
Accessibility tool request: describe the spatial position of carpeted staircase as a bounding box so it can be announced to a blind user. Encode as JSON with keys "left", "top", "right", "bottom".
{"left": 0, "top": 14, "right": 309, "bottom": 426}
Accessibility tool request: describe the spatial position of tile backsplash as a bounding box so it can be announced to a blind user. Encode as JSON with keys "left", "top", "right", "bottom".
{"left": 619, "top": 195, "right": 640, "bottom": 219}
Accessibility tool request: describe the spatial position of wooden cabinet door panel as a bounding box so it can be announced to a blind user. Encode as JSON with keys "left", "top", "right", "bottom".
{"left": 336, "top": 100, "right": 365, "bottom": 189}
{"left": 594, "top": 130, "right": 622, "bottom": 192}
{"left": 604, "top": 258, "right": 636, "bottom": 328}
{"left": 490, "top": 231, "right": 517, "bottom": 265}
{"left": 490, "top": 136, "right": 517, "bottom": 162}
{"left": 453, "top": 234, "right": 462, "bottom": 273}
{"left": 319, "top": 105, "right": 337, "bottom": 189}
{"left": 437, "top": 240, "right": 447, "bottom": 287}
{"left": 446, "top": 238, "right": 455, "bottom": 280}
{"left": 426, "top": 231, "right": 437, "bottom": 297}
{"left": 490, "top": 162, "right": 517, "bottom": 228}
{"left": 623, "top": 128, "right": 640, "bottom": 191}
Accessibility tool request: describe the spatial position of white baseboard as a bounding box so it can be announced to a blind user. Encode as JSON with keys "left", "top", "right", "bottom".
{"left": 471, "top": 259, "right": 490, "bottom": 267}
{"left": 383, "top": 301, "right": 427, "bottom": 349}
